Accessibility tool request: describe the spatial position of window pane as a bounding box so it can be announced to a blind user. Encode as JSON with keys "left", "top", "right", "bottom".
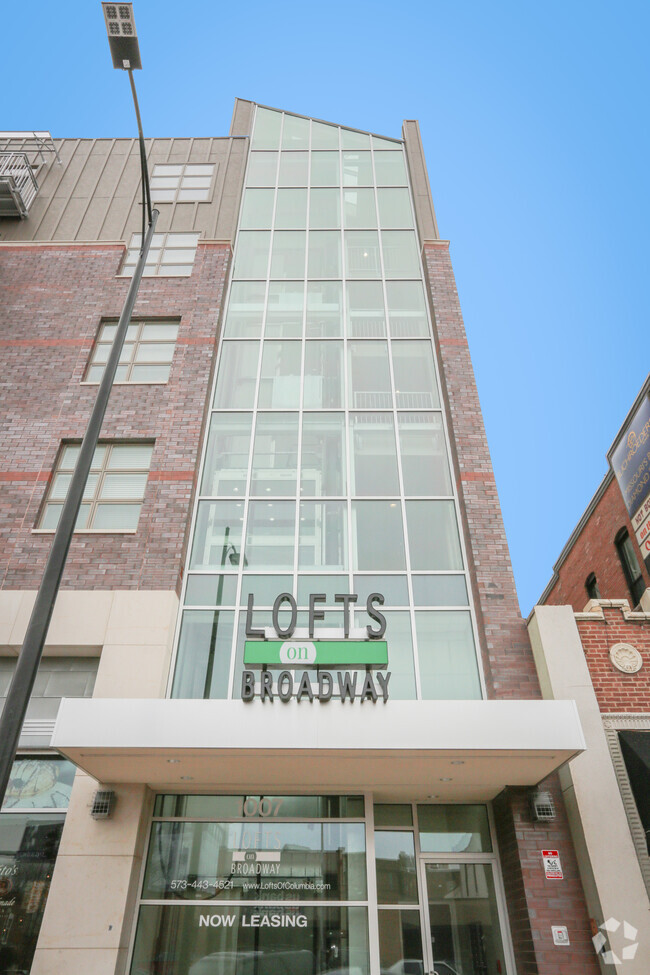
{"left": 299, "top": 501, "right": 348, "bottom": 569}
{"left": 309, "top": 187, "right": 341, "bottom": 228}
{"left": 250, "top": 413, "right": 299, "bottom": 495}
{"left": 344, "top": 188, "right": 377, "bottom": 228}
{"left": 303, "top": 341, "right": 343, "bottom": 408}
{"left": 107, "top": 444, "right": 153, "bottom": 469}
{"left": 352, "top": 501, "right": 405, "bottom": 569}
{"left": 152, "top": 165, "right": 183, "bottom": 177}
{"left": 233, "top": 230, "right": 270, "bottom": 278}
{"left": 134, "top": 343, "right": 174, "bottom": 363}
{"left": 246, "top": 151, "right": 278, "bottom": 186}
{"left": 239, "top": 188, "right": 274, "bottom": 228}
{"left": 374, "top": 153, "right": 408, "bottom": 186}
{"left": 374, "top": 804, "right": 413, "bottom": 827}
{"left": 342, "top": 151, "right": 373, "bottom": 186}
{"left": 378, "top": 909, "right": 424, "bottom": 975}
{"left": 311, "top": 151, "right": 340, "bottom": 186}
{"left": 353, "top": 575, "right": 409, "bottom": 605}
{"left": 275, "top": 188, "right": 307, "bottom": 229}
{"left": 166, "top": 233, "right": 200, "bottom": 248}
{"left": 311, "top": 120, "right": 340, "bottom": 149}
{"left": 301, "top": 412, "right": 346, "bottom": 496}
{"left": 341, "top": 128, "right": 371, "bottom": 149}
{"left": 128, "top": 363, "right": 169, "bottom": 382}
{"left": 278, "top": 151, "right": 308, "bottom": 186}
{"left": 240, "top": 575, "right": 293, "bottom": 606}
{"left": 151, "top": 188, "right": 175, "bottom": 202}
{"left": 190, "top": 500, "right": 244, "bottom": 570}
{"left": 377, "top": 188, "right": 414, "bottom": 228}
{"left": 380, "top": 610, "right": 417, "bottom": 698}
{"left": 281, "top": 113, "right": 310, "bottom": 149}
{"left": 350, "top": 413, "right": 400, "bottom": 495}
{"left": 184, "top": 574, "right": 238, "bottom": 606}
{"left": 398, "top": 412, "right": 452, "bottom": 495}
{"left": 375, "top": 831, "right": 418, "bottom": 904}
{"left": 306, "top": 281, "right": 343, "bottom": 336}
{"left": 59, "top": 444, "right": 80, "bottom": 469}
{"left": 140, "top": 322, "right": 179, "bottom": 340}
{"left": 348, "top": 341, "right": 392, "bottom": 409}
{"left": 345, "top": 230, "right": 381, "bottom": 278}
{"left": 171, "top": 610, "right": 234, "bottom": 698}
{"left": 418, "top": 804, "right": 491, "bottom": 853}
{"left": 296, "top": 574, "right": 349, "bottom": 605}
{"left": 392, "top": 341, "right": 440, "bottom": 409}
{"left": 213, "top": 341, "right": 259, "bottom": 409}
{"left": 201, "top": 413, "right": 253, "bottom": 496}
{"left": 386, "top": 280, "right": 429, "bottom": 336}
{"left": 270, "top": 231, "right": 305, "bottom": 278}
{"left": 406, "top": 500, "right": 463, "bottom": 570}
{"left": 252, "top": 106, "right": 282, "bottom": 150}
{"left": 308, "top": 231, "right": 341, "bottom": 278}
{"left": 184, "top": 165, "right": 214, "bottom": 177}
{"left": 92, "top": 503, "right": 141, "bottom": 529}
{"left": 346, "top": 281, "right": 386, "bottom": 337}
{"left": 412, "top": 575, "right": 469, "bottom": 606}
{"left": 224, "top": 282, "right": 266, "bottom": 338}
{"left": 266, "top": 281, "right": 304, "bottom": 337}
{"left": 100, "top": 473, "right": 147, "bottom": 500}
{"left": 258, "top": 342, "right": 302, "bottom": 408}
{"left": 415, "top": 611, "right": 482, "bottom": 699}
{"left": 382, "top": 231, "right": 421, "bottom": 278}
{"left": 245, "top": 500, "right": 296, "bottom": 569}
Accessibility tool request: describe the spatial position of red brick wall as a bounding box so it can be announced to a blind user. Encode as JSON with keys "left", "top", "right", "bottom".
{"left": 0, "top": 241, "right": 230, "bottom": 593}
{"left": 576, "top": 603, "right": 650, "bottom": 712}
{"left": 544, "top": 476, "right": 650, "bottom": 611}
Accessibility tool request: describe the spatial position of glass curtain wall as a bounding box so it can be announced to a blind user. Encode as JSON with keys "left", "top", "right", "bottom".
{"left": 172, "top": 106, "right": 483, "bottom": 701}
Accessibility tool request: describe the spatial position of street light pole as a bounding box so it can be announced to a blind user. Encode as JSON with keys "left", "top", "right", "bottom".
{"left": 0, "top": 2, "right": 158, "bottom": 807}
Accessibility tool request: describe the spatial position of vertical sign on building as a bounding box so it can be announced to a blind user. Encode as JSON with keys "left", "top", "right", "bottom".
{"left": 608, "top": 385, "right": 650, "bottom": 570}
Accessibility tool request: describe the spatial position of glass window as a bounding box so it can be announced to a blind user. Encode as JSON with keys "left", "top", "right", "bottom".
{"left": 374, "top": 804, "right": 413, "bottom": 828}
{"left": 382, "top": 231, "right": 421, "bottom": 278}
{"left": 375, "top": 831, "right": 418, "bottom": 904}
{"left": 352, "top": 501, "right": 406, "bottom": 570}
{"left": 341, "top": 128, "right": 371, "bottom": 150}
{"left": 85, "top": 319, "right": 178, "bottom": 384}
{"left": 275, "top": 188, "right": 307, "bottom": 229}
{"left": 353, "top": 575, "right": 409, "bottom": 606}
{"left": 377, "top": 188, "right": 414, "bottom": 228}
{"left": 2, "top": 756, "right": 76, "bottom": 810}
{"left": 309, "top": 187, "right": 341, "bottom": 228}
{"left": 297, "top": 575, "right": 350, "bottom": 605}
{"left": 247, "top": 151, "right": 278, "bottom": 186}
{"left": 392, "top": 341, "right": 440, "bottom": 409}
{"left": 223, "top": 282, "right": 266, "bottom": 338}
{"left": 398, "top": 412, "right": 452, "bottom": 495}
{"left": 415, "top": 611, "right": 482, "bottom": 699}
{"left": 189, "top": 500, "right": 244, "bottom": 570}
{"left": 232, "top": 230, "right": 270, "bottom": 279}
{"left": 251, "top": 107, "right": 282, "bottom": 150}
{"left": 185, "top": 574, "right": 238, "bottom": 607}
{"left": 418, "top": 804, "right": 492, "bottom": 853}
{"left": 306, "top": 281, "right": 343, "bottom": 337}
{"left": 250, "top": 413, "right": 299, "bottom": 495}
{"left": 311, "top": 151, "right": 340, "bottom": 186}
{"left": 265, "top": 281, "right": 304, "bottom": 337}
{"left": 346, "top": 281, "right": 386, "bottom": 337}
{"left": 301, "top": 413, "right": 346, "bottom": 496}
{"left": 350, "top": 412, "right": 400, "bottom": 496}
{"left": 153, "top": 793, "right": 364, "bottom": 818}
{"left": 240, "top": 575, "right": 293, "bottom": 606}
{"left": 245, "top": 500, "right": 296, "bottom": 569}
{"left": 299, "top": 501, "right": 348, "bottom": 570}
{"left": 278, "top": 150, "right": 309, "bottom": 186}
{"left": 378, "top": 909, "right": 424, "bottom": 975}
{"left": 406, "top": 501, "right": 463, "bottom": 570}
{"left": 213, "top": 342, "right": 259, "bottom": 409}
{"left": 386, "top": 280, "right": 429, "bottom": 336}
{"left": 374, "top": 152, "right": 408, "bottom": 185}
{"left": 238, "top": 188, "right": 274, "bottom": 229}
{"left": 39, "top": 442, "right": 152, "bottom": 532}
{"left": 342, "top": 151, "right": 373, "bottom": 186}
{"left": 344, "top": 230, "right": 381, "bottom": 278}
{"left": 171, "top": 610, "right": 235, "bottom": 698}
{"left": 270, "top": 230, "right": 305, "bottom": 278}
{"left": 201, "top": 414, "right": 253, "bottom": 497}
{"left": 303, "top": 341, "right": 343, "bottom": 408}
{"left": 258, "top": 342, "right": 302, "bottom": 408}
{"left": 376, "top": 610, "right": 417, "bottom": 698}
{"left": 348, "top": 341, "right": 392, "bottom": 409}
{"left": 308, "top": 231, "right": 342, "bottom": 278}
{"left": 121, "top": 232, "right": 199, "bottom": 277}
{"left": 281, "top": 113, "right": 310, "bottom": 150}
{"left": 150, "top": 163, "right": 214, "bottom": 203}
{"left": 344, "top": 188, "right": 377, "bottom": 228}
{"left": 412, "top": 575, "right": 469, "bottom": 606}
{"left": 311, "top": 120, "right": 340, "bottom": 150}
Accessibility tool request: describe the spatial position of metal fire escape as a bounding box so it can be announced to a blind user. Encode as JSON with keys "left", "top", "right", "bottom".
{"left": 0, "top": 132, "right": 61, "bottom": 218}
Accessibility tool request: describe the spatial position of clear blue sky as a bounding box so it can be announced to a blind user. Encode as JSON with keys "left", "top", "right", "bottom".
{"left": 5, "top": 0, "right": 649, "bottom": 613}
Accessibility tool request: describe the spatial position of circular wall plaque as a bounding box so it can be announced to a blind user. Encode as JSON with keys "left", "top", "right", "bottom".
{"left": 609, "top": 643, "right": 643, "bottom": 674}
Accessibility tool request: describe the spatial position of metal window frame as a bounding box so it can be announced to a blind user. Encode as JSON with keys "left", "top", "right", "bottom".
{"left": 84, "top": 318, "right": 180, "bottom": 384}
{"left": 150, "top": 162, "right": 215, "bottom": 204}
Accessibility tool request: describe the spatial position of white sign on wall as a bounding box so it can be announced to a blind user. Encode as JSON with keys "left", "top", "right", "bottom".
{"left": 542, "top": 850, "right": 563, "bottom": 880}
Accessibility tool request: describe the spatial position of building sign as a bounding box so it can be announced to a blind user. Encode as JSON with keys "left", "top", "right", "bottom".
{"left": 542, "top": 849, "right": 563, "bottom": 880}
{"left": 609, "top": 390, "right": 650, "bottom": 520}
{"left": 244, "top": 640, "right": 388, "bottom": 667}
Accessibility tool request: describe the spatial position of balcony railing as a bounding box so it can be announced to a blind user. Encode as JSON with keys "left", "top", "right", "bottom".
{"left": 0, "top": 152, "right": 39, "bottom": 217}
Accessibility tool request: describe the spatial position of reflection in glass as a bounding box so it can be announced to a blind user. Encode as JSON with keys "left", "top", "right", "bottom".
{"left": 153, "top": 794, "right": 365, "bottom": 819}
{"left": 382, "top": 231, "right": 421, "bottom": 278}
{"left": 378, "top": 909, "right": 424, "bottom": 975}
{"left": 310, "top": 187, "right": 341, "bottom": 228}
{"left": 250, "top": 413, "right": 299, "bottom": 495}
{"left": 304, "top": 342, "right": 343, "bottom": 409}
{"left": 392, "top": 341, "right": 439, "bottom": 408}
{"left": 240, "top": 574, "right": 292, "bottom": 605}
{"left": 352, "top": 502, "right": 405, "bottom": 570}
{"left": 374, "top": 804, "right": 413, "bottom": 828}
{"left": 342, "top": 151, "right": 373, "bottom": 186}
{"left": 245, "top": 501, "right": 295, "bottom": 568}
{"left": 213, "top": 342, "right": 259, "bottom": 409}
{"left": 258, "top": 342, "right": 302, "bottom": 408}
{"left": 3, "top": 757, "right": 76, "bottom": 809}
{"left": 418, "top": 804, "right": 492, "bottom": 853}
{"left": 301, "top": 413, "right": 346, "bottom": 495}
{"left": 172, "top": 611, "right": 234, "bottom": 698}
{"left": 350, "top": 413, "right": 400, "bottom": 495}
{"left": 348, "top": 341, "right": 392, "bottom": 409}
{"left": 346, "top": 281, "right": 386, "bottom": 337}
{"left": 271, "top": 231, "right": 306, "bottom": 278}
{"left": 308, "top": 231, "right": 342, "bottom": 278}
{"left": 281, "top": 113, "right": 310, "bottom": 150}
{"left": 406, "top": 501, "right": 463, "bottom": 570}
{"left": 233, "top": 230, "right": 270, "bottom": 278}
{"left": 201, "top": 414, "right": 252, "bottom": 496}
{"left": 375, "top": 831, "right": 418, "bottom": 904}
{"left": 398, "top": 413, "right": 451, "bottom": 495}
{"left": 185, "top": 574, "right": 238, "bottom": 607}
{"left": 189, "top": 501, "right": 244, "bottom": 570}
{"left": 266, "top": 281, "right": 304, "bottom": 337}
{"left": 415, "top": 611, "right": 482, "bottom": 699}
{"left": 223, "top": 282, "right": 266, "bottom": 338}
{"left": 345, "top": 230, "right": 381, "bottom": 278}
{"left": 299, "top": 502, "right": 347, "bottom": 570}
{"left": 306, "top": 281, "right": 343, "bottom": 337}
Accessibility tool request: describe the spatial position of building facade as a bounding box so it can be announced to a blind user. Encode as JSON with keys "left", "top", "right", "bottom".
{"left": 0, "top": 102, "right": 600, "bottom": 974}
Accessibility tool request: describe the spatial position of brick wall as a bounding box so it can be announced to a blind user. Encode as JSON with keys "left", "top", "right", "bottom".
{"left": 544, "top": 476, "right": 650, "bottom": 611}
{"left": 576, "top": 602, "right": 650, "bottom": 712}
{"left": 0, "top": 241, "right": 230, "bottom": 593}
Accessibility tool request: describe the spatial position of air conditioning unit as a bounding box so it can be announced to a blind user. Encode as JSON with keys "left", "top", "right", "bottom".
{"left": 530, "top": 789, "right": 556, "bottom": 822}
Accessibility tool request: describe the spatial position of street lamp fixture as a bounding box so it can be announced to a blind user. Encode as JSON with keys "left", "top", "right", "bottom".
{"left": 102, "top": 2, "right": 142, "bottom": 70}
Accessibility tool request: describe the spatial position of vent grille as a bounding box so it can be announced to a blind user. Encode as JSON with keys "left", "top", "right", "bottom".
{"left": 530, "top": 789, "right": 556, "bottom": 822}
{"left": 90, "top": 789, "right": 116, "bottom": 820}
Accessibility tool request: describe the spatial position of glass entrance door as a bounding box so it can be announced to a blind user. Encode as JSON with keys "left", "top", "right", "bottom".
{"left": 420, "top": 861, "right": 508, "bottom": 975}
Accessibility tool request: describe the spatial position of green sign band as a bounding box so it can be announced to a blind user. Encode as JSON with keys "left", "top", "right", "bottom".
{"left": 244, "top": 639, "right": 388, "bottom": 667}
